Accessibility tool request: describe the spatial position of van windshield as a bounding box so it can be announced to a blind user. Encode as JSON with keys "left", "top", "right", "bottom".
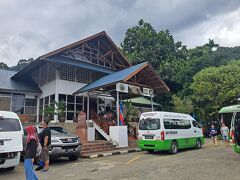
{"left": 0, "top": 118, "right": 21, "bottom": 132}
{"left": 139, "top": 118, "right": 160, "bottom": 130}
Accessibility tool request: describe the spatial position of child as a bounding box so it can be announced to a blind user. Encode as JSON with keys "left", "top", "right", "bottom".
{"left": 209, "top": 124, "right": 218, "bottom": 147}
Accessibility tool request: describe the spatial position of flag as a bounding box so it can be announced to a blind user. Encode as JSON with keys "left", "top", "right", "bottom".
{"left": 119, "top": 101, "right": 124, "bottom": 125}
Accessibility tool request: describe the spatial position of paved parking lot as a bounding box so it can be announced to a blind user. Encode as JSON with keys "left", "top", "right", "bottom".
{"left": 1, "top": 139, "right": 240, "bottom": 180}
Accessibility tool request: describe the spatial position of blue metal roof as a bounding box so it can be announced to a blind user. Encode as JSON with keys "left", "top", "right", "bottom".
{"left": 46, "top": 56, "right": 115, "bottom": 74}
{"left": 0, "top": 69, "right": 41, "bottom": 93}
{"left": 74, "top": 62, "right": 147, "bottom": 94}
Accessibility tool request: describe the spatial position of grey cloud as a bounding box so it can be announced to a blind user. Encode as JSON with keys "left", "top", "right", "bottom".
{"left": 0, "top": 0, "right": 240, "bottom": 66}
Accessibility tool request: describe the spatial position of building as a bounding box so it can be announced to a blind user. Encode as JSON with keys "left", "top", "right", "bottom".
{"left": 0, "top": 31, "right": 169, "bottom": 125}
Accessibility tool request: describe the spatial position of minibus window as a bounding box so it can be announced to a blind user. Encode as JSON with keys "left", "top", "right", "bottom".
{"left": 139, "top": 118, "right": 160, "bottom": 130}
{"left": 0, "top": 118, "right": 21, "bottom": 132}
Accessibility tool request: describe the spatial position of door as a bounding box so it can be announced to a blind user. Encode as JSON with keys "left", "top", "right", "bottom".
{"left": 234, "top": 112, "right": 240, "bottom": 146}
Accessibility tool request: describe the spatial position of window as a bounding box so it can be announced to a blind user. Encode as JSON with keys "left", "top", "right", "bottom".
{"left": 139, "top": 118, "right": 160, "bottom": 130}
{"left": 0, "top": 118, "right": 21, "bottom": 132}
{"left": 163, "top": 119, "right": 191, "bottom": 129}
{"left": 192, "top": 121, "right": 201, "bottom": 128}
{"left": 25, "top": 98, "right": 37, "bottom": 114}
{"left": 12, "top": 94, "right": 25, "bottom": 114}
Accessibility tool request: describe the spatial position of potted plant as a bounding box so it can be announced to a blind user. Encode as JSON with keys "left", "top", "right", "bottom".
{"left": 56, "top": 102, "right": 66, "bottom": 123}
{"left": 42, "top": 105, "right": 55, "bottom": 123}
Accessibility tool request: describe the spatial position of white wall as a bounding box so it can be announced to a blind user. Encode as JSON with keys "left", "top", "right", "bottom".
{"left": 56, "top": 79, "right": 86, "bottom": 95}
{"left": 39, "top": 80, "right": 57, "bottom": 98}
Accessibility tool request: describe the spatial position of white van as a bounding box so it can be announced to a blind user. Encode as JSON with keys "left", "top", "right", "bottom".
{"left": 137, "top": 111, "right": 204, "bottom": 154}
{"left": 0, "top": 111, "right": 23, "bottom": 169}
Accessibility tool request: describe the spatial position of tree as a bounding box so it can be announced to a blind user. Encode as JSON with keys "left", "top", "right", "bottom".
{"left": 172, "top": 95, "right": 193, "bottom": 114}
{"left": 121, "top": 19, "right": 187, "bottom": 70}
{"left": 0, "top": 62, "right": 9, "bottom": 69}
{"left": 11, "top": 58, "right": 34, "bottom": 71}
{"left": 190, "top": 60, "right": 240, "bottom": 120}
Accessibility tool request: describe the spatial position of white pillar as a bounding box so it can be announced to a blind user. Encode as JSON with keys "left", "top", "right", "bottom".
{"left": 36, "top": 98, "right": 40, "bottom": 123}
{"left": 87, "top": 92, "right": 90, "bottom": 120}
{"left": 151, "top": 97, "right": 154, "bottom": 112}
{"left": 116, "top": 91, "right": 120, "bottom": 126}
{"left": 53, "top": 93, "right": 59, "bottom": 122}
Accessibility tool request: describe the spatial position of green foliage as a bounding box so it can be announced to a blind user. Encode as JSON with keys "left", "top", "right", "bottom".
{"left": 172, "top": 95, "right": 193, "bottom": 114}
{"left": 56, "top": 101, "right": 66, "bottom": 116}
{"left": 0, "top": 62, "right": 9, "bottom": 69}
{"left": 124, "top": 101, "right": 138, "bottom": 122}
{"left": 41, "top": 105, "right": 55, "bottom": 121}
{"left": 190, "top": 60, "right": 240, "bottom": 119}
{"left": 10, "top": 58, "right": 34, "bottom": 71}
{"left": 121, "top": 19, "right": 187, "bottom": 70}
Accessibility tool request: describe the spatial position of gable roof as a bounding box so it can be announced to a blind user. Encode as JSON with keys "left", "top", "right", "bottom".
{"left": 39, "top": 31, "right": 131, "bottom": 67}
{"left": 0, "top": 69, "right": 41, "bottom": 93}
{"left": 74, "top": 62, "right": 169, "bottom": 94}
{"left": 12, "top": 31, "right": 130, "bottom": 79}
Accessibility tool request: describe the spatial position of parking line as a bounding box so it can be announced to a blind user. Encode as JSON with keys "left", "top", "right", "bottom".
{"left": 126, "top": 155, "right": 141, "bottom": 165}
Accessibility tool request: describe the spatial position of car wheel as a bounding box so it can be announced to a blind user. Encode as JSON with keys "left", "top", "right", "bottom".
{"left": 147, "top": 150, "right": 154, "bottom": 153}
{"left": 196, "top": 139, "right": 202, "bottom": 149}
{"left": 169, "top": 141, "right": 178, "bottom": 154}
{"left": 68, "top": 155, "right": 79, "bottom": 161}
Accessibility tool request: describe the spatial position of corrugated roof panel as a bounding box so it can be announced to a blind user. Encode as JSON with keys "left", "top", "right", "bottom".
{"left": 0, "top": 69, "right": 41, "bottom": 93}
{"left": 46, "top": 56, "right": 115, "bottom": 74}
{"left": 74, "top": 62, "right": 147, "bottom": 93}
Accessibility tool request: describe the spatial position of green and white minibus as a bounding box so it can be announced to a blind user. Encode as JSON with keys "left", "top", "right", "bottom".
{"left": 137, "top": 111, "right": 204, "bottom": 154}
{"left": 219, "top": 104, "right": 240, "bottom": 153}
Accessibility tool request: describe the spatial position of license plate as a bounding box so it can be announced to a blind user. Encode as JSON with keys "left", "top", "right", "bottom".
{"left": 144, "top": 136, "right": 153, "bottom": 139}
{"left": 0, "top": 141, "right": 3, "bottom": 145}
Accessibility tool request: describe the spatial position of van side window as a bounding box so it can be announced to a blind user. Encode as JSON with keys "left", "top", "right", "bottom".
{"left": 0, "top": 118, "right": 21, "bottom": 132}
{"left": 192, "top": 121, "right": 201, "bottom": 128}
{"left": 163, "top": 119, "right": 191, "bottom": 129}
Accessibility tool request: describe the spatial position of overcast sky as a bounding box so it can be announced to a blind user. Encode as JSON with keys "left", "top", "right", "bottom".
{"left": 1, "top": 0, "right": 240, "bottom": 66}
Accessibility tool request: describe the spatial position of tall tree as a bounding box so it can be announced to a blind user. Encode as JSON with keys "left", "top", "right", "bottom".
{"left": 121, "top": 19, "right": 187, "bottom": 70}
{"left": 190, "top": 60, "right": 240, "bottom": 120}
{"left": 0, "top": 62, "right": 9, "bottom": 69}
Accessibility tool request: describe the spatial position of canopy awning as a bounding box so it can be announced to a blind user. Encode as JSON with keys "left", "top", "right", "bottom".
{"left": 73, "top": 62, "right": 169, "bottom": 95}
{"left": 123, "top": 97, "right": 160, "bottom": 106}
{"left": 219, "top": 104, "right": 240, "bottom": 113}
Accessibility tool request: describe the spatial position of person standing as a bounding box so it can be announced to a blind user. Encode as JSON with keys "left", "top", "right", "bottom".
{"left": 24, "top": 126, "right": 38, "bottom": 180}
{"left": 40, "top": 121, "right": 51, "bottom": 172}
{"left": 221, "top": 122, "right": 230, "bottom": 147}
{"left": 210, "top": 124, "right": 218, "bottom": 147}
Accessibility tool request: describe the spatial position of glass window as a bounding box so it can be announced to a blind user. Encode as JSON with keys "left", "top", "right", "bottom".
{"left": 76, "top": 104, "right": 82, "bottom": 111}
{"left": 59, "top": 94, "right": 66, "bottom": 102}
{"left": 76, "top": 96, "right": 83, "bottom": 104}
{"left": 12, "top": 94, "right": 25, "bottom": 114}
{"left": 25, "top": 99, "right": 37, "bottom": 106}
{"left": 67, "top": 112, "right": 74, "bottom": 120}
{"left": 67, "top": 95, "right": 74, "bottom": 103}
{"left": 50, "top": 94, "right": 55, "bottom": 104}
{"left": 139, "top": 118, "right": 160, "bottom": 130}
{"left": 44, "top": 96, "right": 49, "bottom": 105}
{"left": 192, "top": 121, "right": 201, "bottom": 128}
{"left": 67, "top": 104, "right": 74, "bottom": 111}
{"left": 0, "top": 118, "right": 21, "bottom": 132}
{"left": 163, "top": 119, "right": 191, "bottom": 129}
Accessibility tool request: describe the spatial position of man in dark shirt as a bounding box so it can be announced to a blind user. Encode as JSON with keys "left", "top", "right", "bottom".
{"left": 40, "top": 121, "right": 51, "bottom": 172}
